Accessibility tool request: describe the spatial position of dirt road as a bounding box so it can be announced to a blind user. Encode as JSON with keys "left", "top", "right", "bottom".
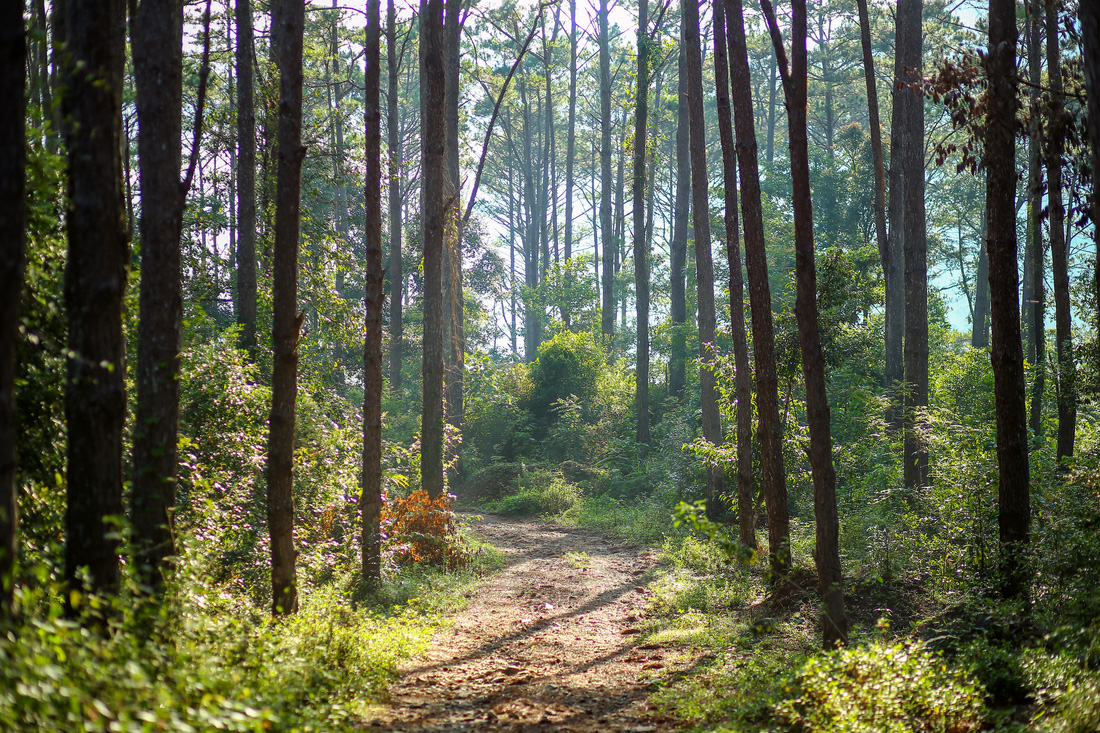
{"left": 365, "top": 514, "right": 694, "bottom": 732}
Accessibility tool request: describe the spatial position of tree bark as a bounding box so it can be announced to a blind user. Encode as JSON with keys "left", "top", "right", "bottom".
{"left": 599, "top": 0, "right": 614, "bottom": 340}
{"left": 727, "top": 0, "right": 789, "bottom": 573}
{"left": 986, "top": 0, "right": 1030, "bottom": 602}
{"left": 898, "top": 0, "right": 928, "bottom": 491}
{"left": 420, "top": 0, "right": 447, "bottom": 498}
{"left": 1045, "top": 0, "right": 1075, "bottom": 463}
{"left": 363, "top": 0, "right": 384, "bottom": 587}
{"left": 236, "top": 0, "right": 258, "bottom": 359}
{"left": 884, "top": 3, "right": 906, "bottom": 427}
{"left": 132, "top": 0, "right": 188, "bottom": 594}
{"left": 682, "top": 0, "right": 725, "bottom": 522}
{"left": 1025, "top": 0, "right": 1044, "bottom": 435}
{"left": 387, "top": 0, "right": 404, "bottom": 389}
{"left": 267, "top": 0, "right": 306, "bottom": 615}
{"left": 566, "top": 0, "right": 577, "bottom": 263}
{"left": 1083, "top": 0, "right": 1100, "bottom": 385}
{"left": 63, "top": 0, "right": 128, "bottom": 614}
{"left": 972, "top": 210, "right": 989, "bottom": 348}
{"left": 669, "top": 47, "right": 689, "bottom": 401}
{"left": 634, "top": 0, "right": 651, "bottom": 446}
{"left": 443, "top": 0, "right": 464, "bottom": 439}
{"left": 0, "top": 0, "right": 26, "bottom": 621}
{"left": 714, "top": 0, "right": 752, "bottom": 528}
{"left": 762, "top": 0, "right": 847, "bottom": 649}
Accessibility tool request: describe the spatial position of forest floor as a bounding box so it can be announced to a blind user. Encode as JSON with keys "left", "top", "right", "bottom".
{"left": 361, "top": 514, "right": 698, "bottom": 732}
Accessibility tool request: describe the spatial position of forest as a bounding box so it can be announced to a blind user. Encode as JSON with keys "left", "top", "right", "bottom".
{"left": 1, "top": 0, "right": 1100, "bottom": 729}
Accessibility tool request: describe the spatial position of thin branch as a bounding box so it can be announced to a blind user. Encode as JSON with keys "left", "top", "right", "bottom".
{"left": 182, "top": 0, "right": 213, "bottom": 196}
{"left": 759, "top": 0, "right": 792, "bottom": 96}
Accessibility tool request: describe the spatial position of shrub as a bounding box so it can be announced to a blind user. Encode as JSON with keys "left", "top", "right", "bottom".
{"left": 483, "top": 470, "right": 582, "bottom": 516}
{"left": 382, "top": 490, "right": 470, "bottom": 571}
{"left": 524, "top": 330, "right": 603, "bottom": 424}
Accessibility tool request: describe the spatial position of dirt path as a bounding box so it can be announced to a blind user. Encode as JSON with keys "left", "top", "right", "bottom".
{"left": 365, "top": 514, "right": 695, "bottom": 732}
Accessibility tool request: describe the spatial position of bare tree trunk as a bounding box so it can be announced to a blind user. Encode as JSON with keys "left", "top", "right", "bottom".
{"left": 1046, "top": 0, "right": 1075, "bottom": 463}
{"left": 62, "top": 0, "right": 128, "bottom": 614}
{"left": 236, "top": 0, "right": 258, "bottom": 359}
{"left": 1025, "top": 0, "right": 1044, "bottom": 435}
{"left": 599, "top": 0, "right": 614, "bottom": 340}
{"left": 986, "top": 0, "right": 1030, "bottom": 602}
{"left": 420, "top": 0, "right": 447, "bottom": 499}
{"left": 267, "top": 0, "right": 306, "bottom": 615}
{"left": 972, "top": 210, "right": 990, "bottom": 348}
{"left": 1083, "top": 0, "right": 1100, "bottom": 384}
{"left": 727, "top": 0, "right": 789, "bottom": 573}
{"left": 566, "top": 0, "right": 577, "bottom": 264}
{"left": 0, "top": 0, "right": 26, "bottom": 621}
{"left": 363, "top": 0, "right": 384, "bottom": 587}
{"left": 443, "top": 0, "right": 464, "bottom": 439}
{"left": 898, "top": 0, "right": 928, "bottom": 491}
{"left": 714, "top": 0, "right": 751, "bottom": 527}
{"left": 683, "top": 0, "right": 725, "bottom": 522}
{"left": 519, "top": 75, "right": 541, "bottom": 361}
{"left": 762, "top": 0, "right": 847, "bottom": 649}
{"left": 634, "top": 0, "right": 651, "bottom": 446}
{"left": 387, "top": 0, "right": 404, "bottom": 388}
{"left": 884, "top": 4, "right": 906, "bottom": 428}
{"left": 669, "top": 46, "right": 689, "bottom": 400}
{"left": 131, "top": 0, "right": 190, "bottom": 594}
{"left": 856, "top": 0, "right": 887, "bottom": 321}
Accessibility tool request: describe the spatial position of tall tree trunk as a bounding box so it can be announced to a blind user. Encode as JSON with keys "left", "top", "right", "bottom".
{"left": 884, "top": 3, "right": 906, "bottom": 427}
{"left": 363, "top": 0, "right": 384, "bottom": 587}
{"left": 856, "top": 0, "right": 887, "bottom": 318}
{"left": 387, "top": 0, "right": 404, "bottom": 388}
{"left": 599, "top": 0, "right": 614, "bottom": 340}
{"left": 899, "top": 0, "right": 928, "bottom": 491}
{"left": 520, "top": 75, "right": 541, "bottom": 361}
{"left": 669, "top": 47, "right": 689, "bottom": 400}
{"left": 1083, "top": 0, "right": 1100, "bottom": 383}
{"left": 1026, "top": 0, "right": 1044, "bottom": 435}
{"left": 727, "top": 0, "right": 789, "bottom": 573}
{"left": 236, "top": 0, "right": 258, "bottom": 359}
{"left": 633, "top": 0, "right": 651, "bottom": 445}
{"left": 986, "top": 0, "right": 1030, "bottom": 602}
{"left": 132, "top": 0, "right": 189, "bottom": 594}
{"left": 267, "top": 0, "right": 305, "bottom": 615}
{"left": 1046, "top": 0, "right": 1074, "bottom": 463}
{"left": 0, "top": 0, "right": 26, "bottom": 621}
{"left": 762, "top": 0, "right": 847, "bottom": 649}
{"left": 715, "top": 0, "right": 752, "bottom": 528}
{"left": 443, "top": 0, "right": 464, "bottom": 439}
{"left": 766, "top": 38, "right": 777, "bottom": 163}
{"left": 420, "top": 0, "right": 447, "bottom": 498}
{"left": 63, "top": 0, "right": 128, "bottom": 614}
{"left": 683, "top": 0, "right": 725, "bottom": 522}
{"left": 565, "top": 0, "right": 577, "bottom": 264}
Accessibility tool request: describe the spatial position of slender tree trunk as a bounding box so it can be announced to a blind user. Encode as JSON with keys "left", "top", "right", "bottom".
{"left": 727, "top": 0, "right": 789, "bottom": 573}
{"left": 986, "top": 0, "right": 1030, "bottom": 602}
{"left": 715, "top": 0, "right": 752, "bottom": 527}
{"left": 1045, "top": 0, "right": 1075, "bottom": 463}
{"left": 634, "top": 0, "right": 651, "bottom": 446}
{"left": 1026, "top": 0, "right": 1044, "bottom": 434}
{"left": 363, "top": 0, "right": 384, "bottom": 587}
{"left": 884, "top": 5, "right": 906, "bottom": 427}
{"left": 599, "top": 0, "right": 614, "bottom": 340}
{"left": 856, "top": 0, "right": 887, "bottom": 316}
{"left": 63, "top": 0, "right": 128, "bottom": 614}
{"left": 1083, "top": 0, "right": 1100, "bottom": 384}
{"left": 669, "top": 47, "right": 689, "bottom": 400}
{"left": 443, "top": 0, "right": 464, "bottom": 438}
{"left": 387, "top": 0, "right": 404, "bottom": 388}
{"left": 132, "top": 0, "right": 187, "bottom": 594}
{"left": 683, "top": 0, "right": 725, "bottom": 522}
{"left": 520, "top": 75, "right": 541, "bottom": 361}
{"left": 236, "top": 0, "right": 258, "bottom": 359}
{"left": 899, "top": 0, "right": 928, "bottom": 491}
{"left": 420, "top": 0, "right": 447, "bottom": 498}
{"left": 0, "top": 0, "right": 26, "bottom": 621}
{"left": 566, "top": 0, "right": 577, "bottom": 263}
{"left": 766, "top": 39, "right": 777, "bottom": 163}
{"left": 267, "top": 0, "right": 306, "bottom": 615}
{"left": 762, "top": 0, "right": 847, "bottom": 649}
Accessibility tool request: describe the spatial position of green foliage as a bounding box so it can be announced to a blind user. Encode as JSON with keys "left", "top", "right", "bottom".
{"left": 524, "top": 330, "right": 604, "bottom": 425}
{"left": 775, "top": 642, "right": 988, "bottom": 733}
{"left": 482, "top": 469, "right": 582, "bottom": 516}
